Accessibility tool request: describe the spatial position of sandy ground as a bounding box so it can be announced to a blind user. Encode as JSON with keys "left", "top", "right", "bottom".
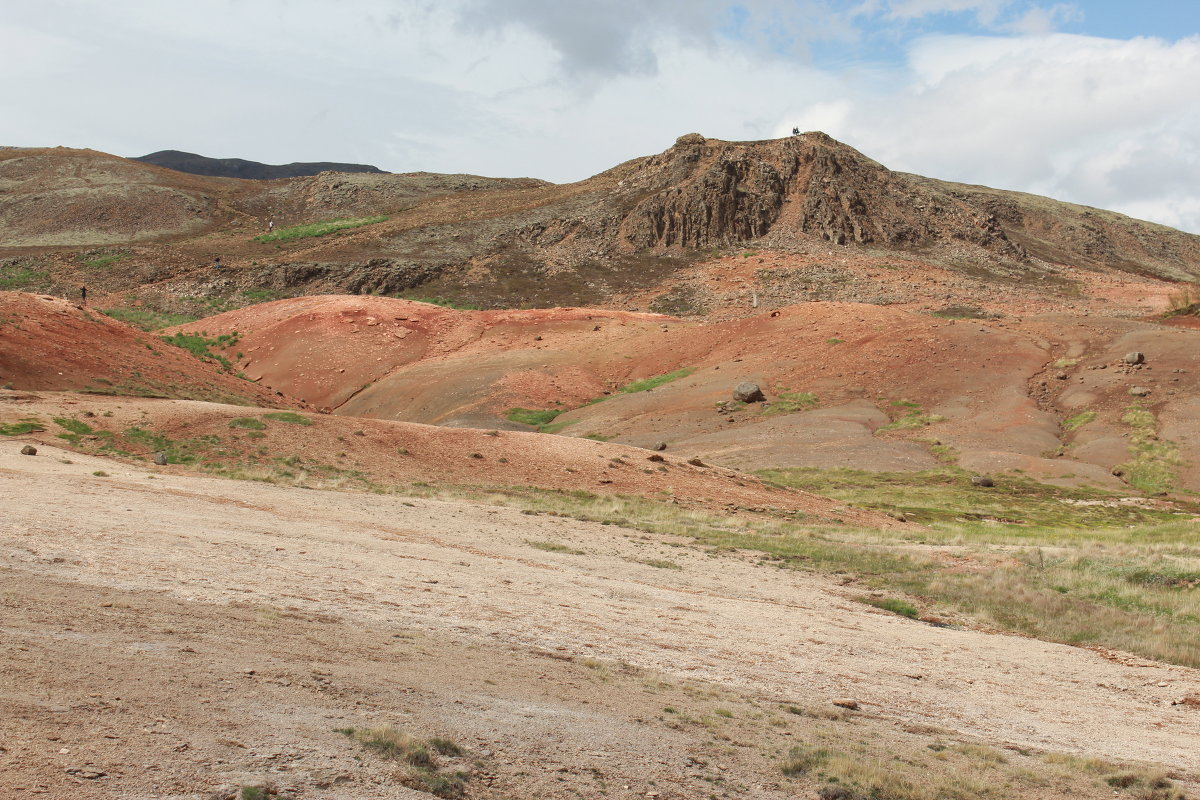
{"left": 2, "top": 444, "right": 1197, "bottom": 799}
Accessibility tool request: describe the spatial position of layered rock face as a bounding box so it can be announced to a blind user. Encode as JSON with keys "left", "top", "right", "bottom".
{"left": 616, "top": 133, "right": 1024, "bottom": 258}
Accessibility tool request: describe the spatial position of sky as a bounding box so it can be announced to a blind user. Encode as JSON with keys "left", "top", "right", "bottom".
{"left": 5, "top": 0, "right": 1200, "bottom": 233}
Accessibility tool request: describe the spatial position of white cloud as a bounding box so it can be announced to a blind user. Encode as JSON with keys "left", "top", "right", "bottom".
{"left": 798, "top": 33, "right": 1200, "bottom": 231}
{"left": 2, "top": 0, "right": 1199, "bottom": 235}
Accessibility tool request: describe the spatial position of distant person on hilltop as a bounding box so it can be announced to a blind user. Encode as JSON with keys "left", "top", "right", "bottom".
{"left": 792, "top": 127, "right": 800, "bottom": 136}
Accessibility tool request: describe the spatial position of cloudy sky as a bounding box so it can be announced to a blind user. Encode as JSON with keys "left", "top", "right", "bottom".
{"left": 6, "top": 1, "right": 1200, "bottom": 232}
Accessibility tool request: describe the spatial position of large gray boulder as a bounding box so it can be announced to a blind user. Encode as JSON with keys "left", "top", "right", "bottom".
{"left": 733, "top": 382, "right": 766, "bottom": 403}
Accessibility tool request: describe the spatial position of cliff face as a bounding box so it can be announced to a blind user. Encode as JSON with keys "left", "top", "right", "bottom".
{"left": 613, "top": 133, "right": 1025, "bottom": 258}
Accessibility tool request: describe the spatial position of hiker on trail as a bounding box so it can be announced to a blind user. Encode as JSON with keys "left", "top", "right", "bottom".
{"left": 213, "top": 256, "right": 223, "bottom": 271}
{"left": 268, "top": 219, "right": 275, "bottom": 233}
{"left": 80, "top": 286, "right": 87, "bottom": 304}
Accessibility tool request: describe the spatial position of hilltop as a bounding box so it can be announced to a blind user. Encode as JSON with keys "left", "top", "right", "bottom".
{"left": 133, "top": 149, "right": 385, "bottom": 180}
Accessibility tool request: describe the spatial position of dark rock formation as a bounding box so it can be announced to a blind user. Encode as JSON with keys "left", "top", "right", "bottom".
{"left": 134, "top": 150, "right": 385, "bottom": 180}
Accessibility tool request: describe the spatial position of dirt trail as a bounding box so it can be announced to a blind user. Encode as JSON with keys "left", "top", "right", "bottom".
{"left": 2, "top": 445, "right": 1197, "bottom": 799}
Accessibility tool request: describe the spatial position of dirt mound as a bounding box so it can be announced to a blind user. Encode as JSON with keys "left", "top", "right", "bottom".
{"left": 161, "top": 294, "right": 1200, "bottom": 494}
{"left": 0, "top": 292, "right": 294, "bottom": 406}
{"left": 0, "top": 390, "right": 896, "bottom": 527}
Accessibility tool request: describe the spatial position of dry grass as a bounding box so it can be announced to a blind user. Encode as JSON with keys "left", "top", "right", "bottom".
{"left": 409, "top": 477, "right": 1200, "bottom": 668}
{"left": 336, "top": 726, "right": 469, "bottom": 797}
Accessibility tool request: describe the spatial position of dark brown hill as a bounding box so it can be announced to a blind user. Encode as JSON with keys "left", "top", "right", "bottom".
{"left": 133, "top": 150, "right": 385, "bottom": 179}
{"left": 3, "top": 134, "right": 1200, "bottom": 311}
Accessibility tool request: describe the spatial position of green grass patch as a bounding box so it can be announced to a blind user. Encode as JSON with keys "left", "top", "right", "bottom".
{"left": 229, "top": 417, "right": 267, "bottom": 430}
{"left": 763, "top": 389, "right": 819, "bottom": 417}
{"left": 159, "top": 331, "right": 240, "bottom": 370}
{"left": 526, "top": 540, "right": 586, "bottom": 555}
{"left": 253, "top": 216, "right": 387, "bottom": 243}
{"left": 77, "top": 252, "right": 126, "bottom": 269}
{"left": 619, "top": 367, "right": 694, "bottom": 394}
{"left": 1062, "top": 410, "right": 1096, "bottom": 431}
{"left": 0, "top": 265, "right": 50, "bottom": 291}
{"left": 879, "top": 400, "right": 943, "bottom": 431}
{"left": 102, "top": 308, "right": 199, "bottom": 331}
{"left": 506, "top": 408, "right": 562, "bottom": 427}
{"left": 1116, "top": 404, "right": 1182, "bottom": 494}
{"left": 864, "top": 596, "right": 919, "bottom": 618}
{"left": 0, "top": 419, "right": 45, "bottom": 435}
{"left": 262, "top": 412, "right": 312, "bottom": 426}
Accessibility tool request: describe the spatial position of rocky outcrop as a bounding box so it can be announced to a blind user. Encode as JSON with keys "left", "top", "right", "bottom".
{"left": 616, "top": 133, "right": 1026, "bottom": 259}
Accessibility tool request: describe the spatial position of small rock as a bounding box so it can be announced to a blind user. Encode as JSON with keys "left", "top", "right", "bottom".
{"left": 647, "top": 454, "right": 666, "bottom": 462}
{"left": 1123, "top": 352, "right": 1145, "bottom": 365}
{"left": 652, "top": 441, "right": 667, "bottom": 451}
{"left": 970, "top": 475, "right": 994, "bottom": 487}
{"left": 832, "top": 698, "right": 860, "bottom": 710}
{"left": 732, "top": 382, "right": 765, "bottom": 403}
{"left": 1129, "top": 386, "right": 1151, "bottom": 397}
{"left": 64, "top": 768, "right": 106, "bottom": 779}
{"left": 687, "top": 457, "right": 706, "bottom": 467}
{"left": 152, "top": 452, "right": 168, "bottom": 465}
{"left": 20, "top": 444, "right": 37, "bottom": 456}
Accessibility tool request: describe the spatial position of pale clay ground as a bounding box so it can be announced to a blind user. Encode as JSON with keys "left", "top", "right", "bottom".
{"left": 2, "top": 445, "right": 1198, "bottom": 798}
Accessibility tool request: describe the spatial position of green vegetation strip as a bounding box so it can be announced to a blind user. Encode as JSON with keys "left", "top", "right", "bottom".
{"left": 619, "top": 367, "right": 694, "bottom": 394}
{"left": 102, "top": 308, "right": 198, "bottom": 331}
{"left": 408, "top": 472, "right": 1200, "bottom": 669}
{"left": 160, "top": 331, "right": 240, "bottom": 371}
{"left": 253, "top": 216, "right": 388, "bottom": 243}
{"left": 1116, "top": 404, "right": 1181, "bottom": 494}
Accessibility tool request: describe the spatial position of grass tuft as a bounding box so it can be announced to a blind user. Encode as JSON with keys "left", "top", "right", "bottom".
{"left": 262, "top": 412, "right": 312, "bottom": 426}
{"left": 619, "top": 367, "right": 694, "bottom": 394}
{"left": 253, "top": 216, "right": 388, "bottom": 243}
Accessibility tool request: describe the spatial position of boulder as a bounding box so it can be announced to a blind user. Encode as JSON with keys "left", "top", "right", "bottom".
{"left": 652, "top": 441, "right": 667, "bottom": 451}
{"left": 1129, "top": 386, "right": 1151, "bottom": 397}
{"left": 20, "top": 444, "right": 37, "bottom": 456}
{"left": 733, "top": 382, "right": 765, "bottom": 403}
{"left": 153, "top": 451, "right": 168, "bottom": 465}
{"left": 970, "top": 475, "right": 994, "bottom": 487}
{"left": 1123, "top": 352, "right": 1145, "bottom": 365}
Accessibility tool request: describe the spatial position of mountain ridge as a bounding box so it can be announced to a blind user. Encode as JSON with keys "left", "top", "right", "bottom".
{"left": 133, "top": 149, "right": 385, "bottom": 179}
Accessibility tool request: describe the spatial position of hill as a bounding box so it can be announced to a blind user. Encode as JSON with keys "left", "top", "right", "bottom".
{"left": 3, "top": 133, "right": 1200, "bottom": 311}
{"left": 133, "top": 149, "right": 385, "bottom": 179}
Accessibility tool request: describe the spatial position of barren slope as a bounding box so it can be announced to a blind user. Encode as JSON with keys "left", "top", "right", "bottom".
{"left": 164, "top": 295, "right": 1200, "bottom": 493}
{"left": 2, "top": 439, "right": 1197, "bottom": 799}
{"left": 0, "top": 292, "right": 294, "bottom": 407}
